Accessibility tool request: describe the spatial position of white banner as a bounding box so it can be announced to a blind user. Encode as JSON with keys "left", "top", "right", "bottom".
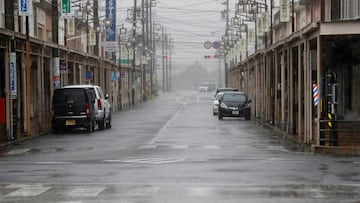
{"left": 248, "top": 29, "right": 255, "bottom": 43}
{"left": 90, "top": 30, "right": 96, "bottom": 46}
{"left": 104, "top": 41, "right": 118, "bottom": 52}
{"left": 262, "top": 12, "right": 269, "bottom": 32}
{"left": 67, "top": 17, "right": 75, "bottom": 36}
{"left": 120, "top": 45, "right": 127, "bottom": 58}
{"left": 142, "top": 55, "right": 148, "bottom": 65}
{"left": 240, "top": 39, "right": 246, "bottom": 52}
{"left": 280, "top": 0, "right": 290, "bottom": 22}
{"left": 256, "top": 16, "right": 263, "bottom": 36}
{"left": 129, "top": 49, "right": 134, "bottom": 59}
{"left": 10, "top": 53, "right": 17, "bottom": 99}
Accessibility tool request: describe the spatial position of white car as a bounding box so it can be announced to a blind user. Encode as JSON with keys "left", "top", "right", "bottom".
{"left": 199, "top": 86, "right": 209, "bottom": 92}
{"left": 212, "top": 92, "right": 223, "bottom": 115}
{"left": 63, "top": 85, "right": 112, "bottom": 130}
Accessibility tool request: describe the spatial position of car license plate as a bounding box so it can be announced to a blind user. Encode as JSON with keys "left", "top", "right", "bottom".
{"left": 66, "top": 120, "right": 76, "bottom": 126}
{"left": 232, "top": 111, "right": 239, "bottom": 115}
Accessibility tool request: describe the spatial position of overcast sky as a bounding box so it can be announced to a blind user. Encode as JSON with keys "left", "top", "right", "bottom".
{"left": 116, "top": 0, "right": 232, "bottom": 74}
{"left": 115, "top": 0, "right": 290, "bottom": 74}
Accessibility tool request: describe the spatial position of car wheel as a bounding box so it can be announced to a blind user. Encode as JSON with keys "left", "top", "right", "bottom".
{"left": 218, "top": 112, "right": 223, "bottom": 120}
{"left": 98, "top": 117, "right": 105, "bottom": 130}
{"left": 92, "top": 120, "right": 96, "bottom": 131}
{"left": 53, "top": 125, "right": 61, "bottom": 134}
{"left": 87, "top": 121, "right": 93, "bottom": 133}
{"left": 106, "top": 115, "right": 112, "bottom": 129}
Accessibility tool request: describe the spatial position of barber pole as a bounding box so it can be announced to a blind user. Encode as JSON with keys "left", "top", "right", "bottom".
{"left": 313, "top": 83, "right": 318, "bottom": 106}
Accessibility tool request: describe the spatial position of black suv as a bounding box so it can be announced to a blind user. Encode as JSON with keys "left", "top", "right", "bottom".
{"left": 52, "top": 87, "right": 96, "bottom": 133}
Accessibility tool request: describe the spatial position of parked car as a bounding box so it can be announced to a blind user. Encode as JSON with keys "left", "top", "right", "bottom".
{"left": 212, "top": 92, "right": 224, "bottom": 115}
{"left": 199, "top": 82, "right": 215, "bottom": 92}
{"left": 52, "top": 87, "right": 96, "bottom": 133}
{"left": 214, "top": 87, "right": 238, "bottom": 96}
{"left": 218, "top": 91, "right": 251, "bottom": 120}
{"left": 198, "top": 85, "right": 209, "bottom": 92}
{"left": 63, "top": 85, "right": 112, "bottom": 130}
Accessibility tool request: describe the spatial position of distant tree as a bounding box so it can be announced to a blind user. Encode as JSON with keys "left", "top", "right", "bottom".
{"left": 172, "top": 61, "right": 217, "bottom": 90}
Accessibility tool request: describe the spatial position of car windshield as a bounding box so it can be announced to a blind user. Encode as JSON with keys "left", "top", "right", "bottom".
{"left": 223, "top": 94, "right": 246, "bottom": 102}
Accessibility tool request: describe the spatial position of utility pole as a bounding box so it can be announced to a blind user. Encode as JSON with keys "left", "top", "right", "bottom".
{"left": 142, "top": 0, "right": 146, "bottom": 100}
{"left": 132, "top": 0, "right": 137, "bottom": 105}
{"left": 5, "top": 0, "right": 15, "bottom": 141}
{"left": 25, "top": 15, "right": 30, "bottom": 136}
{"left": 93, "top": 0, "right": 99, "bottom": 56}
{"left": 162, "top": 27, "right": 165, "bottom": 92}
{"left": 52, "top": 0, "right": 60, "bottom": 87}
{"left": 224, "top": 0, "right": 229, "bottom": 87}
{"left": 169, "top": 37, "right": 172, "bottom": 91}
{"left": 165, "top": 34, "right": 168, "bottom": 92}
{"left": 149, "top": 0, "right": 154, "bottom": 95}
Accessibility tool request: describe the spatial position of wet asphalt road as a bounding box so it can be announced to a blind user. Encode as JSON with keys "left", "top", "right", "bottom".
{"left": 0, "top": 90, "right": 359, "bottom": 203}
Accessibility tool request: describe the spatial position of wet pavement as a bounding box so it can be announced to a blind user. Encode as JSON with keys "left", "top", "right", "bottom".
{"left": 0, "top": 90, "right": 359, "bottom": 203}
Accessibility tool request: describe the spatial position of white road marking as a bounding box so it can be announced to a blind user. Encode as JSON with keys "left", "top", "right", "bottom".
{"left": 32, "top": 161, "right": 73, "bottom": 164}
{"left": 5, "top": 148, "right": 32, "bottom": 155}
{"left": 5, "top": 185, "right": 50, "bottom": 197}
{"left": 203, "top": 145, "right": 221, "bottom": 149}
{"left": 139, "top": 145, "right": 157, "bottom": 149}
{"left": 170, "top": 145, "right": 189, "bottom": 149}
{"left": 149, "top": 110, "right": 182, "bottom": 145}
{"left": 66, "top": 186, "right": 106, "bottom": 197}
{"left": 125, "top": 186, "right": 160, "bottom": 197}
{"left": 103, "top": 158, "right": 186, "bottom": 164}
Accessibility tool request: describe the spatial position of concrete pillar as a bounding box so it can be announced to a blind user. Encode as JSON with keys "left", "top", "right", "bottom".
{"left": 289, "top": 47, "right": 294, "bottom": 134}
{"left": 274, "top": 53, "right": 279, "bottom": 127}
{"left": 298, "top": 44, "right": 303, "bottom": 141}
{"left": 281, "top": 52, "right": 286, "bottom": 130}
{"left": 315, "top": 35, "right": 322, "bottom": 146}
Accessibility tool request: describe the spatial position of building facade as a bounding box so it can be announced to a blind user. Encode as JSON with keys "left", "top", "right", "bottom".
{"left": 228, "top": 0, "right": 360, "bottom": 154}
{"left": 0, "top": 0, "right": 147, "bottom": 144}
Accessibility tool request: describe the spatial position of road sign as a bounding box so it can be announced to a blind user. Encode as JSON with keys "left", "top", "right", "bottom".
{"left": 61, "top": 0, "right": 71, "bottom": 16}
{"left": 85, "top": 70, "right": 93, "bottom": 81}
{"left": 204, "top": 41, "right": 212, "bottom": 49}
{"left": 60, "top": 60, "right": 67, "bottom": 72}
{"left": 213, "top": 41, "right": 221, "bottom": 49}
{"left": 18, "top": 0, "right": 33, "bottom": 16}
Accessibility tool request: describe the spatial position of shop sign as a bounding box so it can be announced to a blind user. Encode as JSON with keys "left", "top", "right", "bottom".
{"left": 10, "top": 53, "right": 17, "bottom": 99}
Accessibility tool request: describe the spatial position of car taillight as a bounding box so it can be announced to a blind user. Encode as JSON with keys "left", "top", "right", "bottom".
{"left": 86, "top": 103, "right": 90, "bottom": 116}
{"left": 97, "top": 99, "right": 102, "bottom": 109}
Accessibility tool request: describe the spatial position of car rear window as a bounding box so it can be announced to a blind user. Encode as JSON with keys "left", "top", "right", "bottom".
{"left": 87, "top": 89, "right": 96, "bottom": 101}
{"left": 53, "top": 88, "right": 87, "bottom": 104}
